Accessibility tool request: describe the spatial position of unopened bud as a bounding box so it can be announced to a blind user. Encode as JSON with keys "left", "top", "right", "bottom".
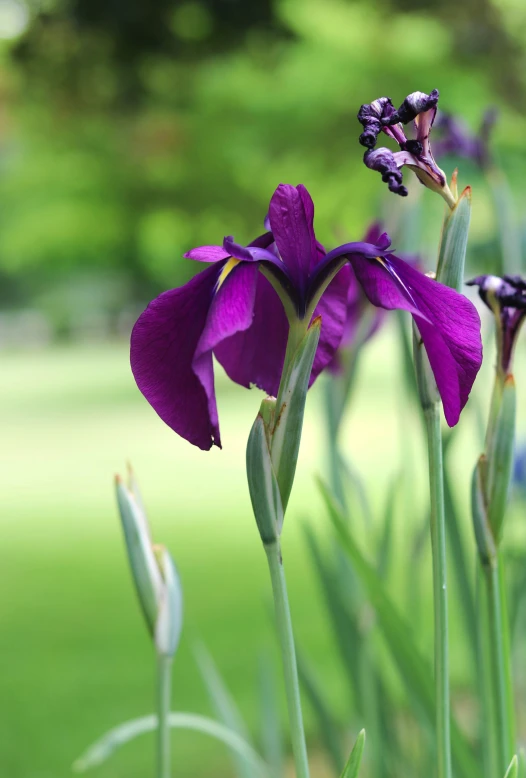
{"left": 115, "top": 469, "right": 183, "bottom": 657}
{"left": 246, "top": 409, "right": 283, "bottom": 545}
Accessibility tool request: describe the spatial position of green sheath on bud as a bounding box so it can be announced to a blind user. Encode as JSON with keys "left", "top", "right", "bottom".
{"left": 154, "top": 546, "right": 183, "bottom": 658}
{"left": 486, "top": 375, "right": 516, "bottom": 543}
{"left": 116, "top": 475, "right": 163, "bottom": 635}
{"left": 436, "top": 186, "right": 472, "bottom": 291}
{"left": 115, "top": 470, "right": 183, "bottom": 657}
{"left": 246, "top": 411, "right": 283, "bottom": 544}
{"left": 270, "top": 318, "right": 321, "bottom": 512}
{"left": 471, "top": 455, "right": 496, "bottom": 568}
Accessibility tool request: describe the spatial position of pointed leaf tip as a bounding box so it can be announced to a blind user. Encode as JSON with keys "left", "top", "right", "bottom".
{"left": 340, "top": 729, "right": 365, "bottom": 778}
{"left": 504, "top": 754, "right": 518, "bottom": 778}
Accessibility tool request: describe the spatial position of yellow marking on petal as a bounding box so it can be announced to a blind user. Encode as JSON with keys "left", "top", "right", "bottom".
{"left": 217, "top": 257, "right": 241, "bottom": 290}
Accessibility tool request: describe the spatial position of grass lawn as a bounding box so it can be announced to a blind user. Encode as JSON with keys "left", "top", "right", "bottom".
{"left": 0, "top": 323, "right": 510, "bottom": 777}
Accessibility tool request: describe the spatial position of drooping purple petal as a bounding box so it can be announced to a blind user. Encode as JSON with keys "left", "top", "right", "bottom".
{"left": 349, "top": 254, "right": 482, "bottom": 426}
{"left": 192, "top": 263, "right": 260, "bottom": 441}
{"left": 310, "top": 264, "right": 350, "bottom": 383}
{"left": 363, "top": 148, "right": 409, "bottom": 196}
{"left": 131, "top": 263, "right": 223, "bottom": 450}
{"left": 268, "top": 184, "right": 318, "bottom": 290}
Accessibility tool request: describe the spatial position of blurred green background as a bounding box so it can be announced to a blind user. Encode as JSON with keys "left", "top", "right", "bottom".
{"left": 2, "top": 0, "right": 526, "bottom": 776}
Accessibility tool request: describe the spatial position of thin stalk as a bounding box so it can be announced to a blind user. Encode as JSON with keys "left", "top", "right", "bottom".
{"left": 476, "top": 565, "right": 499, "bottom": 778}
{"left": 156, "top": 654, "right": 173, "bottom": 778}
{"left": 424, "top": 405, "right": 452, "bottom": 778}
{"left": 483, "top": 553, "right": 515, "bottom": 775}
{"left": 265, "top": 541, "right": 310, "bottom": 778}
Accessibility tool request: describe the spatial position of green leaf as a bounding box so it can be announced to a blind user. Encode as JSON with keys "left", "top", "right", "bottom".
{"left": 73, "top": 712, "right": 271, "bottom": 776}
{"left": 442, "top": 454, "right": 478, "bottom": 665}
{"left": 377, "top": 474, "right": 399, "bottom": 580}
{"left": 318, "top": 479, "right": 478, "bottom": 778}
{"left": 504, "top": 755, "right": 519, "bottom": 778}
{"left": 487, "top": 376, "right": 516, "bottom": 542}
{"left": 340, "top": 729, "right": 365, "bottom": 778}
{"left": 246, "top": 412, "right": 283, "bottom": 544}
{"left": 487, "top": 168, "right": 521, "bottom": 276}
{"left": 471, "top": 456, "right": 496, "bottom": 567}
{"left": 517, "top": 748, "right": 526, "bottom": 778}
{"left": 436, "top": 185, "right": 471, "bottom": 291}
{"left": 297, "top": 650, "right": 344, "bottom": 774}
{"left": 303, "top": 525, "right": 364, "bottom": 701}
{"left": 270, "top": 318, "right": 321, "bottom": 511}
{"left": 195, "top": 643, "right": 254, "bottom": 778}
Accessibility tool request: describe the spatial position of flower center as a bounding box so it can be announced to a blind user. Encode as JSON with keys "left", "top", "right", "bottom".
{"left": 217, "top": 257, "right": 241, "bottom": 290}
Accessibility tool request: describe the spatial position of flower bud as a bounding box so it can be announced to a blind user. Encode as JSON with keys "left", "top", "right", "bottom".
{"left": 115, "top": 469, "right": 183, "bottom": 657}
{"left": 246, "top": 409, "right": 283, "bottom": 545}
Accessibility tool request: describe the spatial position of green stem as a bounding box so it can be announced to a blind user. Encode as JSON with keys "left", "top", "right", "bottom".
{"left": 265, "top": 541, "right": 310, "bottom": 778}
{"left": 157, "top": 654, "right": 173, "bottom": 778}
{"left": 483, "top": 553, "right": 515, "bottom": 775}
{"left": 477, "top": 565, "right": 499, "bottom": 778}
{"left": 424, "top": 405, "right": 452, "bottom": 778}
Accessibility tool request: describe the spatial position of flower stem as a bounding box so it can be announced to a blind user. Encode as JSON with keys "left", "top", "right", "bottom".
{"left": 483, "top": 552, "right": 515, "bottom": 775}
{"left": 264, "top": 540, "right": 310, "bottom": 778}
{"left": 156, "top": 654, "right": 173, "bottom": 778}
{"left": 424, "top": 405, "right": 452, "bottom": 778}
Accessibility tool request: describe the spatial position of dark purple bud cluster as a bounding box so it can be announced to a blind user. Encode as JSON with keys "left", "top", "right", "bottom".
{"left": 357, "top": 89, "right": 447, "bottom": 199}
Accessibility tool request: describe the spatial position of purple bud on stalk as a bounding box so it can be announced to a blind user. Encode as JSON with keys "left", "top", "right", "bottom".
{"left": 467, "top": 274, "right": 526, "bottom": 377}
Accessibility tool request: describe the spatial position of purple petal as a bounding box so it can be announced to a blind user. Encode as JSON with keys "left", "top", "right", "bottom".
{"left": 268, "top": 184, "right": 319, "bottom": 289}
{"left": 131, "top": 264, "right": 223, "bottom": 450}
{"left": 214, "top": 273, "right": 289, "bottom": 397}
{"left": 310, "top": 265, "right": 350, "bottom": 384}
{"left": 349, "top": 254, "right": 482, "bottom": 426}
{"left": 185, "top": 245, "right": 230, "bottom": 263}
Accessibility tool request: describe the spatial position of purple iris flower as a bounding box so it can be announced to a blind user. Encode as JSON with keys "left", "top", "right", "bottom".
{"left": 467, "top": 274, "right": 526, "bottom": 375}
{"left": 131, "top": 183, "right": 482, "bottom": 450}
{"left": 357, "top": 90, "right": 454, "bottom": 205}
{"left": 434, "top": 109, "right": 497, "bottom": 170}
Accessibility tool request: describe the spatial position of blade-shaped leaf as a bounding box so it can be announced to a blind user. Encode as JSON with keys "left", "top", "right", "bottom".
{"left": 297, "top": 650, "right": 344, "bottom": 774}
{"left": 195, "top": 643, "right": 254, "bottom": 778}
{"left": 436, "top": 185, "right": 471, "bottom": 291}
{"left": 271, "top": 318, "right": 321, "bottom": 511}
{"left": 505, "top": 755, "right": 519, "bottom": 778}
{"left": 340, "top": 729, "right": 365, "bottom": 778}
{"left": 73, "top": 712, "right": 271, "bottom": 776}
{"left": 318, "top": 479, "right": 478, "bottom": 778}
